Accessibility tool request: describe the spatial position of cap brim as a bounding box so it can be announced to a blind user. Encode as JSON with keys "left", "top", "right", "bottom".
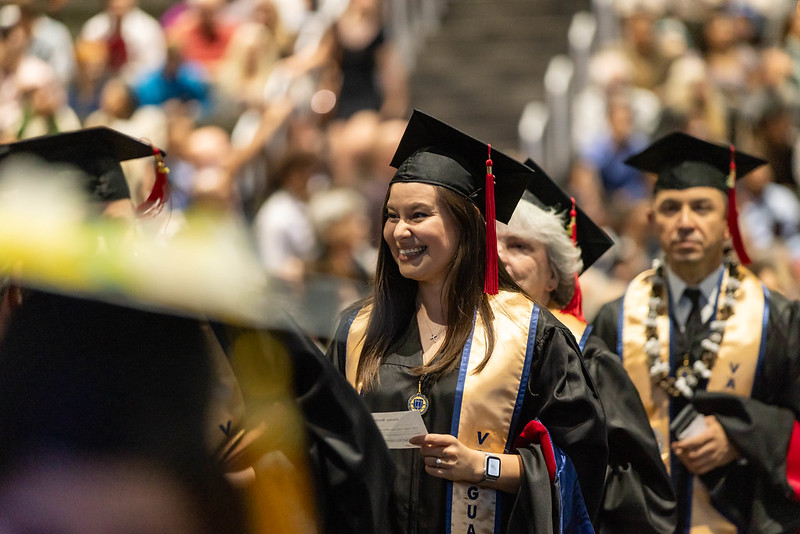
{"left": 523, "top": 158, "right": 614, "bottom": 272}
{"left": 0, "top": 127, "right": 160, "bottom": 162}
{"left": 624, "top": 131, "right": 766, "bottom": 179}
{"left": 0, "top": 127, "right": 165, "bottom": 202}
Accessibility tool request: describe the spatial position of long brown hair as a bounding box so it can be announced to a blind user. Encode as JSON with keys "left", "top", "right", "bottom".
{"left": 355, "top": 185, "right": 524, "bottom": 391}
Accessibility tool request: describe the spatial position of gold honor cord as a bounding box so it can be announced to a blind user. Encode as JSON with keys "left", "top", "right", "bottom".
{"left": 228, "top": 329, "right": 319, "bottom": 534}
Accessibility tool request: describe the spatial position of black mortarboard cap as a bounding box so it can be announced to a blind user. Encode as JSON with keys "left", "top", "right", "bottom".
{"left": 624, "top": 131, "right": 766, "bottom": 193}
{"left": 0, "top": 127, "right": 160, "bottom": 202}
{"left": 522, "top": 158, "right": 613, "bottom": 272}
{"left": 389, "top": 110, "right": 529, "bottom": 224}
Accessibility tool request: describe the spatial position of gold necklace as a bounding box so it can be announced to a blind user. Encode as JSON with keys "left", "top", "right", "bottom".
{"left": 416, "top": 303, "right": 446, "bottom": 342}
{"left": 410, "top": 305, "right": 443, "bottom": 415}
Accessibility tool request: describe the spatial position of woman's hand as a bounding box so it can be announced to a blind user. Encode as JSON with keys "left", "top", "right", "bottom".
{"left": 409, "top": 433, "right": 485, "bottom": 483}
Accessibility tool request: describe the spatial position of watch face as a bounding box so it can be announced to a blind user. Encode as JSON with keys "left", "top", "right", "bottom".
{"left": 486, "top": 455, "right": 501, "bottom": 478}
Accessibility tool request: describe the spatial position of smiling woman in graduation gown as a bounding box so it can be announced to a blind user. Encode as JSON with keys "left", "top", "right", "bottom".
{"left": 327, "top": 111, "right": 607, "bottom": 534}
{"left": 330, "top": 302, "right": 606, "bottom": 533}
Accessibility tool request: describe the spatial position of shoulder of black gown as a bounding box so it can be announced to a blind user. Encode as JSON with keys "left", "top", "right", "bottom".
{"left": 326, "top": 303, "right": 364, "bottom": 375}
{"left": 525, "top": 306, "right": 608, "bottom": 522}
{"left": 589, "top": 296, "right": 624, "bottom": 358}
{"left": 582, "top": 338, "right": 677, "bottom": 534}
{"left": 758, "top": 289, "right": 800, "bottom": 404}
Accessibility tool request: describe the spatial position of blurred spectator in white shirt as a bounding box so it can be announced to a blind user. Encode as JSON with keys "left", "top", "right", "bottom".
{"left": 80, "top": 0, "right": 167, "bottom": 85}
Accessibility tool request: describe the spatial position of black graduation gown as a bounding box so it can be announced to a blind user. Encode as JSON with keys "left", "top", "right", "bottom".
{"left": 281, "top": 324, "right": 399, "bottom": 534}
{"left": 591, "top": 290, "right": 800, "bottom": 533}
{"left": 581, "top": 334, "right": 677, "bottom": 533}
{"left": 213, "top": 319, "right": 398, "bottom": 534}
{"left": 328, "top": 305, "right": 608, "bottom": 534}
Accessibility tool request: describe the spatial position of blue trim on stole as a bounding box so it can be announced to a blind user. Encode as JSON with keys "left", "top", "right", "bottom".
{"left": 344, "top": 307, "right": 359, "bottom": 336}
{"left": 578, "top": 324, "right": 592, "bottom": 353}
{"left": 616, "top": 293, "right": 625, "bottom": 359}
{"left": 445, "top": 310, "right": 478, "bottom": 534}
{"left": 755, "top": 285, "right": 770, "bottom": 387}
{"left": 495, "top": 303, "right": 540, "bottom": 533}
{"left": 343, "top": 308, "right": 360, "bottom": 393}
{"left": 506, "top": 303, "right": 540, "bottom": 453}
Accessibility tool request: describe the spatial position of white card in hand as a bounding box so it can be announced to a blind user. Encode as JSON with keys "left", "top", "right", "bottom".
{"left": 372, "top": 411, "right": 428, "bottom": 449}
{"left": 676, "top": 412, "right": 707, "bottom": 440}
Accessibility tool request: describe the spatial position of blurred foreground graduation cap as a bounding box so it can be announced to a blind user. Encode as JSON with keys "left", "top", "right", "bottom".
{"left": 0, "top": 139, "right": 248, "bottom": 496}
{"left": 0, "top": 127, "right": 169, "bottom": 214}
{"left": 0, "top": 164, "right": 314, "bottom": 533}
{"left": 624, "top": 131, "right": 767, "bottom": 265}
{"left": 522, "top": 158, "right": 613, "bottom": 273}
{"left": 0, "top": 159, "right": 269, "bottom": 464}
{"left": 0, "top": 161, "right": 268, "bottom": 327}
{"left": 389, "top": 110, "right": 531, "bottom": 293}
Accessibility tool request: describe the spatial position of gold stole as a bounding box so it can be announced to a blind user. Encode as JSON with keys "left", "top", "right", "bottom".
{"left": 549, "top": 309, "right": 588, "bottom": 350}
{"left": 344, "top": 292, "right": 538, "bottom": 534}
{"left": 620, "top": 266, "right": 766, "bottom": 534}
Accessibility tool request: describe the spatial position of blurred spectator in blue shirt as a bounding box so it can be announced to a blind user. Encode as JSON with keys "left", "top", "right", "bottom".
{"left": 580, "top": 88, "right": 651, "bottom": 203}
{"left": 133, "top": 43, "right": 211, "bottom": 118}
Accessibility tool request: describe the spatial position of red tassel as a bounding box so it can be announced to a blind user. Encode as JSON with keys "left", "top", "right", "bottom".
{"left": 726, "top": 145, "right": 750, "bottom": 265}
{"left": 484, "top": 144, "right": 498, "bottom": 294}
{"left": 561, "top": 197, "right": 585, "bottom": 321}
{"left": 567, "top": 197, "right": 577, "bottom": 244}
{"left": 562, "top": 274, "right": 585, "bottom": 322}
{"left": 136, "top": 146, "right": 170, "bottom": 217}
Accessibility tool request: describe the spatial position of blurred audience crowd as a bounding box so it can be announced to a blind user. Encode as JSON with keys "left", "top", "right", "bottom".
{"left": 565, "top": 0, "right": 800, "bottom": 318}
{"left": 0, "top": 0, "right": 409, "bottom": 341}
{"left": 4, "top": 0, "right": 800, "bottom": 334}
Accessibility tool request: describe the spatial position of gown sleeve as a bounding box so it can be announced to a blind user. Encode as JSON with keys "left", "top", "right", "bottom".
{"left": 509, "top": 313, "right": 608, "bottom": 529}
{"left": 582, "top": 335, "right": 677, "bottom": 534}
{"left": 689, "top": 291, "right": 800, "bottom": 532}
{"left": 219, "top": 311, "right": 398, "bottom": 534}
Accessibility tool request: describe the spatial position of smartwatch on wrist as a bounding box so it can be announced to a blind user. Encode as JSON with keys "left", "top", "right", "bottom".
{"left": 482, "top": 453, "right": 501, "bottom": 482}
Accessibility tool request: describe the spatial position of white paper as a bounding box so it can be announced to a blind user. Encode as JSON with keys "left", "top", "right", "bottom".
{"left": 676, "top": 413, "right": 707, "bottom": 440}
{"left": 372, "top": 411, "right": 428, "bottom": 449}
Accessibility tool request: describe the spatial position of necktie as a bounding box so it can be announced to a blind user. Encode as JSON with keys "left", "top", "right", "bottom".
{"left": 107, "top": 17, "right": 128, "bottom": 72}
{"left": 683, "top": 288, "right": 703, "bottom": 342}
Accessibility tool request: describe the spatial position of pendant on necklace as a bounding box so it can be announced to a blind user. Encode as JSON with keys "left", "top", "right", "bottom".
{"left": 407, "top": 378, "right": 429, "bottom": 414}
{"left": 676, "top": 354, "right": 693, "bottom": 379}
{"left": 430, "top": 333, "right": 438, "bottom": 341}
